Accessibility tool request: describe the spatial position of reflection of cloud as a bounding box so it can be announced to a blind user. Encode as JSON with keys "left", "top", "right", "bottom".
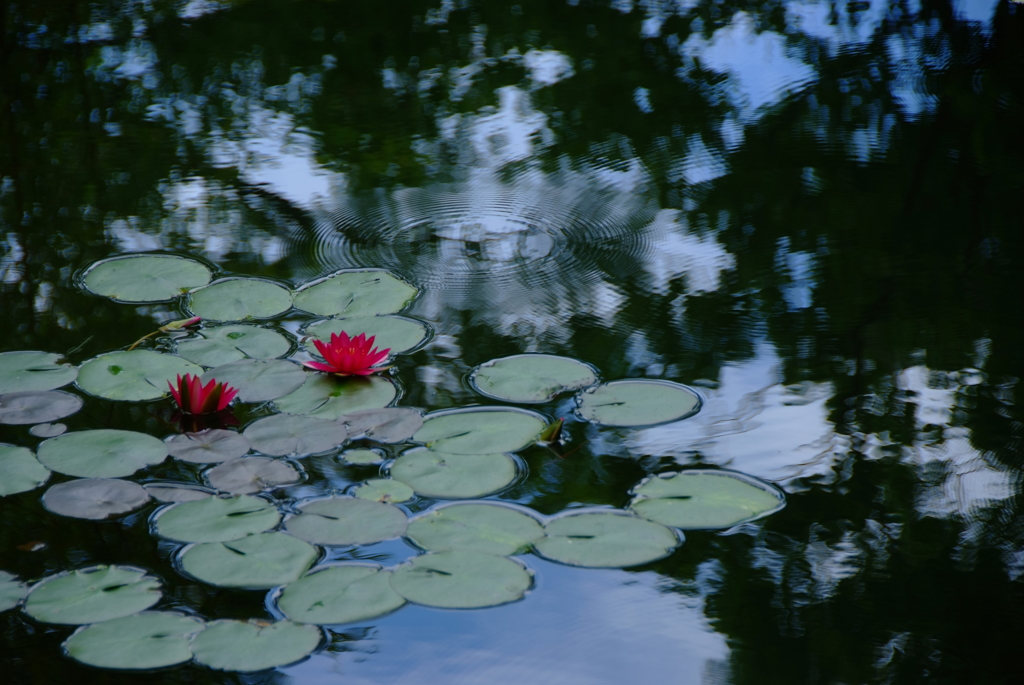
{"left": 786, "top": 0, "right": 890, "bottom": 54}
{"left": 523, "top": 49, "right": 575, "bottom": 87}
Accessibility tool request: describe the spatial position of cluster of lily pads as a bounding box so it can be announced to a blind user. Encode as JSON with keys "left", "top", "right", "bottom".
{"left": 0, "top": 252, "right": 786, "bottom": 672}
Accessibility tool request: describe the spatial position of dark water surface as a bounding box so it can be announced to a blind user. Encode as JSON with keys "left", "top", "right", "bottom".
{"left": 2, "top": 0, "right": 1023, "bottom": 683}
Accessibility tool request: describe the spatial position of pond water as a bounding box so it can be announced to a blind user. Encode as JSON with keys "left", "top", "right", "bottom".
{"left": 2, "top": 0, "right": 1023, "bottom": 683}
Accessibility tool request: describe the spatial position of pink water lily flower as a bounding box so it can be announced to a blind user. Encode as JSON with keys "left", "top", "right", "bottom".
{"left": 303, "top": 332, "right": 391, "bottom": 376}
{"left": 168, "top": 373, "right": 239, "bottom": 414}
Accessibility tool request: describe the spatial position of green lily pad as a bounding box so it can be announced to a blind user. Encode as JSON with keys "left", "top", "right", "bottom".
{"left": 82, "top": 254, "right": 212, "bottom": 303}
{"left": 167, "top": 429, "right": 251, "bottom": 464}
{"left": 389, "top": 551, "right": 532, "bottom": 609}
{"left": 144, "top": 483, "right": 214, "bottom": 502}
{"left": 179, "top": 532, "right": 318, "bottom": 588}
{"left": 276, "top": 564, "right": 406, "bottom": 625}
{"left": 201, "top": 359, "right": 306, "bottom": 403}
{"left": 341, "top": 407, "right": 423, "bottom": 443}
{"left": 37, "top": 429, "right": 168, "bottom": 478}
{"left": 469, "top": 354, "right": 599, "bottom": 404}
{"left": 206, "top": 457, "right": 302, "bottom": 494}
{"left": 154, "top": 494, "right": 281, "bottom": 543}
{"left": 24, "top": 566, "right": 162, "bottom": 625}
{"left": 29, "top": 422, "right": 66, "bottom": 438}
{"left": 176, "top": 325, "right": 292, "bottom": 367}
{"left": 0, "top": 571, "right": 28, "bottom": 612}
{"left": 534, "top": 511, "right": 680, "bottom": 568}
{"left": 64, "top": 611, "right": 205, "bottom": 669}
{"left": 77, "top": 350, "right": 203, "bottom": 401}
{"left": 285, "top": 497, "right": 407, "bottom": 545}
{"left": 0, "top": 444, "right": 50, "bottom": 496}
{"left": 341, "top": 448, "right": 385, "bottom": 465}
{"left": 190, "top": 619, "right": 322, "bottom": 672}
{"left": 293, "top": 269, "right": 418, "bottom": 317}
{"left": 354, "top": 479, "right": 414, "bottom": 504}
{"left": 42, "top": 479, "right": 150, "bottom": 519}
{"left": 304, "top": 315, "right": 430, "bottom": 354}
{"left": 390, "top": 449, "right": 518, "bottom": 499}
{"left": 0, "top": 351, "right": 78, "bottom": 393}
{"left": 0, "top": 391, "right": 83, "bottom": 425}
{"left": 575, "top": 379, "right": 702, "bottom": 427}
{"left": 243, "top": 414, "right": 349, "bottom": 457}
{"left": 187, "top": 278, "right": 293, "bottom": 322}
{"left": 412, "top": 407, "right": 547, "bottom": 454}
{"left": 406, "top": 503, "right": 544, "bottom": 556}
{"left": 275, "top": 375, "right": 397, "bottom": 420}
{"left": 629, "top": 470, "right": 786, "bottom": 529}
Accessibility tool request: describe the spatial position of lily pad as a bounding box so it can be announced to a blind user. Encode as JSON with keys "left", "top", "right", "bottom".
{"left": 154, "top": 494, "right": 281, "bottom": 543}
{"left": 630, "top": 470, "right": 786, "bottom": 529}
{"left": 406, "top": 503, "right": 544, "bottom": 556}
{"left": 82, "top": 254, "right": 212, "bottom": 303}
{"left": 0, "top": 391, "right": 83, "bottom": 425}
{"left": 187, "top": 278, "right": 293, "bottom": 322}
{"left": 179, "top": 532, "right": 318, "bottom": 588}
{"left": 390, "top": 449, "right": 518, "bottom": 499}
{"left": 534, "top": 511, "right": 680, "bottom": 568}
{"left": 341, "top": 448, "right": 385, "bottom": 465}
{"left": 64, "top": 612, "right": 205, "bottom": 669}
{"left": 389, "top": 551, "right": 532, "bottom": 609}
{"left": 469, "top": 354, "right": 599, "bottom": 404}
{"left": 412, "top": 407, "right": 547, "bottom": 454}
{"left": 29, "top": 422, "right": 66, "bottom": 438}
{"left": 341, "top": 407, "right": 423, "bottom": 443}
{"left": 24, "top": 566, "right": 162, "bottom": 624}
{"left": 276, "top": 564, "right": 406, "bottom": 625}
{"left": 0, "top": 444, "right": 50, "bottom": 496}
{"left": 354, "top": 479, "right": 414, "bottom": 504}
{"left": 575, "top": 379, "right": 702, "bottom": 427}
{"left": 176, "top": 325, "right": 292, "bottom": 367}
{"left": 77, "top": 350, "right": 203, "bottom": 401}
{"left": 285, "top": 497, "right": 407, "bottom": 545}
{"left": 201, "top": 359, "right": 306, "bottom": 403}
{"left": 0, "top": 571, "right": 28, "bottom": 612}
{"left": 42, "top": 479, "right": 150, "bottom": 520}
{"left": 37, "top": 429, "right": 168, "bottom": 478}
{"left": 144, "top": 483, "right": 214, "bottom": 503}
{"left": 206, "top": 457, "right": 302, "bottom": 495}
{"left": 0, "top": 351, "right": 78, "bottom": 393}
{"left": 293, "top": 269, "right": 418, "bottom": 317}
{"left": 244, "top": 414, "right": 349, "bottom": 457}
{"left": 305, "top": 316, "right": 431, "bottom": 354}
{"left": 190, "top": 619, "right": 321, "bottom": 672}
{"left": 275, "top": 375, "right": 397, "bottom": 420}
{"left": 167, "top": 429, "right": 251, "bottom": 464}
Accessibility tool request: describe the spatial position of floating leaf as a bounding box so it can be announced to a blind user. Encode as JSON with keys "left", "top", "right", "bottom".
{"left": 0, "top": 571, "right": 28, "bottom": 612}
{"left": 630, "top": 470, "right": 786, "bottom": 530}
{"left": 406, "top": 503, "right": 544, "bottom": 556}
{"left": 469, "top": 354, "right": 599, "bottom": 404}
{"left": 154, "top": 495, "right": 280, "bottom": 543}
{"left": 37, "top": 429, "right": 167, "bottom": 478}
{"left": 81, "top": 254, "right": 212, "bottom": 303}
{"left": 285, "top": 497, "right": 407, "bottom": 545}
{"left": 293, "top": 269, "right": 418, "bottom": 317}
{"left": 0, "top": 444, "right": 50, "bottom": 496}
{"left": 77, "top": 350, "right": 203, "bottom": 401}
{"left": 200, "top": 359, "right": 305, "bottom": 403}
{"left": 305, "top": 315, "right": 430, "bottom": 354}
{"left": 275, "top": 374, "right": 397, "bottom": 420}
{"left": 167, "top": 429, "right": 250, "bottom": 464}
{"left": 24, "top": 566, "right": 162, "bottom": 624}
{"left": 190, "top": 619, "right": 321, "bottom": 672}
{"left": 176, "top": 324, "right": 292, "bottom": 367}
{"left": 354, "top": 479, "right": 414, "bottom": 503}
{"left": 179, "top": 532, "right": 318, "bottom": 588}
{"left": 243, "top": 414, "right": 348, "bottom": 457}
{"left": 64, "top": 612, "right": 205, "bottom": 669}
{"left": 341, "top": 448, "right": 385, "bottom": 465}
{"left": 575, "top": 379, "right": 702, "bottom": 427}
{"left": 29, "top": 422, "right": 66, "bottom": 438}
{"left": 42, "top": 479, "right": 150, "bottom": 520}
{"left": 187, "top": 278, "right": 293, "bottom": 322}
{"left": 390, "top": 449, "right": 517, "bottom": 499}
{"left": 276, "top": 564, "right": 405, "bottom": 625}
{"left": 412, "top": 407, "right": 547, "bottom": 454}
{"left": 389, "top": 551, "right": 531, "bottom": 609}
{"left": 534, "top": 511, "right": 680, "bottom": 568}
{"left": 144, "top": 483, "right": 214, "bottom": 503}
{"left": 206, "top": 457, "right": 302, "bottom": 495}
{"left": 0, "top": 351, "right": 78, "bottom": 393}
{"left": 341, "top": 407, "right": 423, "bottom": 443}
{"left": 0, "top": 390, "right": 83, "bottom": 425}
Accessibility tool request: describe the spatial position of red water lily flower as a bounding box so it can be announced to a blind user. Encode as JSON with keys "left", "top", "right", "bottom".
{"left": 168, "top": 374, "right": 239, "bottom": 414}
{"left": 302, "top": 332, "right": 391, "bottom": 376}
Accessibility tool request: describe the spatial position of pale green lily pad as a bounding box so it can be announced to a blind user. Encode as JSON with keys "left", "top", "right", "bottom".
{"left": 187, "top": 278, "right": 293, "bottom": 322}
{"left": 1, "top": 571, "right": 28, "bottom": 612}
{"left": 190, "top": 619, "right": 322, "bottom": 672}
{"left": 82, "top": 254, "right": 212, "bottom": 303}
{"left": 304, "top": 315, "right": 431, "bottom": 354}
{"left": 293, "top": 269, "right": 418, "bottom": 317}
{"left": 390, "top": 449, "right": 518, "bottom": 499}
{"left": 390, "top": 551, "right": 531, "bottom": 609}
{"left": 276, "top": 564, "right": 406, "bottom": 625}
{"left": 285, "top": 497, "right": 407, "bottom": 545}
{"left": 243, "top": 414, "right": 348, "bottom": 457}
{"left": 144, "top": 483, "right": 214, "bottom": 503}
{"left": 42, "top": 479, "right": 150, "bottom": 519}
{"left": 341, "top": 407, "right": 423, "bottom": 443}
{"left": 469, "top": 354, "right": 599, "bottom": 404}
{"left": 275, "top": 375, "right": 397, "bottom": 420}
{"left": 167, "top": 429, "right": 251, "bottom": 464}
{"left": 412, "top": 407, "right": 547, "bottom": 454}
{"left": 575, "top": 379, "right": 702, "bottom": 427}
{"left": 341, "top": 448, "right": 385, "bottom": 465}
{"left": 64, "top": 611, "right": 205, "bottom": 669}
{"left": 206, "top": 457, "right": 302, "bottom": 494}
{"left": 24, "top": 566, "right": 162, "bottom": 625}
{"left": 37, "top": 429, "right": 167, "bottom": 478}
{"left": 77, "top": 350, "right": 203, "bottom": 401}
{"left": 0, "top": 391, "right": 83, "bottom": 425}
{"left": 176, "top": 325, "right": 292, "bottom": 367}
{"left": 201, "top": 359, "right": 305, "bottom": 403}
{"left": 534, "top": 511, "right": 680, "bottom": 568}
{"left": 29, "top": 422, "right": 66, "bottom": 438}
{"left": 179, "top": 532, "right": 318, "bottom": 588}
{"left": 354, "top": 479, "right": 414, "bottom": 503}
{"left": 0, "top": 444, "right": 50, "bottom": 496}
{"left": 406, "top": 503, "right": 544, "bottom": 556}
{"left": 630, "top": 470, "right": 786, "bottom": 529}
{"left": 154, "top": 494, "right": 281, "bottom": 543}
{"left": 0, "top": 351, "right": 78, "bottom": 393}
